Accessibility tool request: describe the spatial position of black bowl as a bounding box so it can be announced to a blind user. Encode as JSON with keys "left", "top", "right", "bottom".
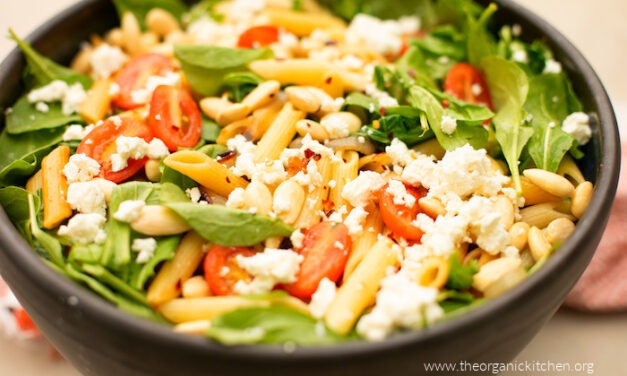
{"left": 0, "top": 1, "right": 620, "bottom": 375}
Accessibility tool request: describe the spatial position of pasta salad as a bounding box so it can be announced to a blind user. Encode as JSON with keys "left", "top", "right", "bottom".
{"left": 0, "top": 0, "right": 595, "bottom": 344}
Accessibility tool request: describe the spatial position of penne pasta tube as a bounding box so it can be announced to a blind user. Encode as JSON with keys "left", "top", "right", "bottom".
{"left": 244, "top": 98, "right": 284, "bottom": 141}
{"left": 216, "top": 116, "right": 254, "bottom": 145}
{"left": 241, "top": 80, "right": 281, "bottom": 111}
{"left": 146, "top": 231, "right": 206, "bottom": 306}
{"left": 325, "top": 237, "right": 400, "bottom": 335}
{"left": 254, "top": 102, "right": 305, "bottom": 162}
{"left": 293, "top": 156, "right": 333, "bottom": 229}
{"left": 159, "top": 296, "right": 272, "bottom": 323}
{"left": 164, "top": 150, "right": 248, "bottom": 198}
{"left": 329, "top": 150, "right": 359, "bottom": 210}
{"left": 262, "top": 8, "right": 346, "bottom": 36}
{"left": 415, "top": 256, "right": 450, "bottom": 289}
{"left": 41, "top": 145, "right": 73, "bottom": 229}
{"left": 343, "top": 205, "right": 383, "bottom": 280}
{"left": 25, "top": 169, "right": 43, "bottom": 195}
{"left": 80, "top": 77, "right": 112, "bottom": 124}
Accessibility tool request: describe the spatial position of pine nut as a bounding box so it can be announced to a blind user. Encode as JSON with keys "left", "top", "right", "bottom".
{"left": 138, "top": 32, "right": 159, "bottom": 54}
{"left": 544, "top": 218, "right": 575, "bottom": 246}
{"left": 571, "top": 181, "right": 593, "bottom": 219}
{"left": 273, "top": 180, "right": 306, "bottom": 225}
{"left": 285, "top": 86, "right": 332, "bottom": 113}
{"left": 528, "top": 226, "right": 552, "bottom": 261}
{"left": 241, "top": 80, "right": 281, "bottom": 111}
{"left": 182, "top": 276, "right": 211, "bottom": 298}
{"left": 418, "top": 197, "right": 446, "bottom": 218}
{"left": 174, "top": 320, "right": 211, "bottom": 335}
{"left": 320, "top": 111, "right": 362, "bottom": 136}
{"left": 494, "top": 195, "right": 514, "bottom": 230}
{"left": 146, "top": 8, "right": 180, "bottom": 37}
{"left": 105, "top": 28, "right": 124, "bottom": 47}
{"left": 144, "top": 159, "right": 162, "bottom": 182}
{"left": 131, "top": 205, "right": 191, "bottom": 236}
{"left": 472, "top": 257, "right": 522, "bottom": 292}
{"left": 520, "top": 202, "right": 575, "bottom": 229}
{"left": 217, "top": 103, "right": 252, "bottom": 126}
{"left": 295, "top": 119, "right": 330, "bottom": 141}
{"left": 508, "top": 222, "right": 530, "bottom": 251}
{"left": 520, "top": 176, "right": 561, "bottom": 205}
{"left": 70, "top": 46, "right": 93, "bottom": 74}
{"left": 199, "top": 97, "right": 229, "bottom": 120}
{"left": 121, "top": 12, "right": 141, "bottom": 56}
{"left": 523, "top": 168, "right": 575, "bottom": 198}
{"left": 244, "top": 181, "right": 273, "bottom": 215}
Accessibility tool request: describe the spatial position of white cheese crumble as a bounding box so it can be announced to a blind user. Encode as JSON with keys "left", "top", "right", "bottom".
{"left": 58, "top": 213, "right": 107, "bottom": 244}
{"left": 386, "top": 179, "right": 416, "bottom": 208}
{"left": 562, "top": 112, "right": 592, "bottom": 145}
{"left": 385, "top": 138, "right": 416, "bottom": 167}
{"left": 113, "top": 200, "right": 145, "bottom": 223}
{"left": 440, "top": 115, "right": 458, "bottom": 135}
{"left": 344, "top": 206, "right": 369, "bottom": 235}
{"left": 225, "top": 187, "right": 247, "bottom": 209}
{"left": 66, "top": 181, "right": 107, "bottom": 216}
{"left": 341, "top": 170, "right": 386, "bottom": 208}
{"left": 63, "top": 154, "right": 101, "bottom": 183}
{"left": 27, "top": 80, "right": 87, "bottom": 115}
{"left": 365, "top": 83, "right": 399, "bottom": 108}
{"left": 346, "top": 14, "right": 419, "bottom": 56}
{"left": 234, "top": 248, "right": 304, "bottom": 295}
{"left": 110, "top": 136, "right": 148, "bottom": 172}
{"left": 147, "top": 138, "right": 170, "bottom": 159}
{"left": 186, "top": 187, "right": 202, "bottom": 203}
{"left": 132, "top": 238, "right": 158, "bottom": 264}
{"left": 62, "top": 124, "right": 95, "bottom": 141}
{"left": 356, "top": 273, "right": 443, "bottom": 341}
{"left": 309, "top": 277, "right": 337, "bottom": 319}
{"left": 129, "top": 72, "right": 181, "bottom": 105}
{"left": 543, "top": 59, "right": 562, "bottom": 74}
{"left": 90, "top": 44, "right": 128, "bottom": 79}
{"left": 320, "top": 115, "right": 351, "bottom": 139}
{"left": 290, "top": 229, "right": 305, "bottom": 249}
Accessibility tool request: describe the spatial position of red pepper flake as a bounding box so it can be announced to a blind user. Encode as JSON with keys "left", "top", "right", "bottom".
{"left": 442, "top": 99, "right": 450, "bottom": 109}
{"left": 325, "top": 76, "right": 333, "bottom": 84}
{"left": 304, "top": 148, "right": 315, "bottom": 159}
{"left": 226, "top": 177, "right": 231, "bottom": 184}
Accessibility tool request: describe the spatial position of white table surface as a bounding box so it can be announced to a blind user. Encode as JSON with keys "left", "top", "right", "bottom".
{"left": 1, "top": 1, "right": 626, "bottom": 375}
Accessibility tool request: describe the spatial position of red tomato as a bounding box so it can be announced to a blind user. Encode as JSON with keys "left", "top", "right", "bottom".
{"left": 237, "top": 26, "right": 280, "bottom": 48}
{"left": 113, "top": 53, "right": 174, "bottom": 110}
{"left": 77, "top": 117, "right": 153, "bottom": 183}
{"left": 379, "top": 182, "right": 428, "bottom": 241}
{"left": 283, "top": 222, "right": 351, "bottom": 300}
{"left": 13, "top": 308, "right": 38, "bottom": 333}
{"left": 203, "top": 246, "right": 256, "bottom": 296}
{"left": 148, "top": 85, "right": 202, "bottom": 151}
{"left": 443, "top": 62, "right": 493, "bottom": 109}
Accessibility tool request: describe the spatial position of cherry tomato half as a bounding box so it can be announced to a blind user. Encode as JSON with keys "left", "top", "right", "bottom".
{"left": 379, "top": 181, "right": 428, "bottom": 241}
{"left": 237, "top": 26, "right": 280, "bottom": 48}
{"left": 113, "top": 53, "right": 174, "bottom": 110}
{"left": 13, "top": 308, "right": 38, "bottom": 333}
{"left": 203, "top": 246, "right": 256, "bottom": 296}
{"left": 443, "top": 62, "right": 493, "bottom": 109}
{"left": 77, "top": 116, "right": 153, "bottom": 183}
{"left": 147, "top": 85, "right": 202, "bottom": 151}
{"left": 283, "top": 222, "right": 351, "bottom": 300}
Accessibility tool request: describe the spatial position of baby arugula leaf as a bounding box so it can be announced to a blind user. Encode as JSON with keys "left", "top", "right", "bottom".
{"left": 112, "top": 0, "right": 187, "bottom": 30}
{"left": 6, "top": 96, "right": 82, "bottom": 134}
{"left": 466, "top": 3, "right": 498, "bottom": 67}
{"left": 482, "top": 56, "right": 533, "bottom": 194}
{"left": 445, "top": 253, "right": 479, "bottom": 290}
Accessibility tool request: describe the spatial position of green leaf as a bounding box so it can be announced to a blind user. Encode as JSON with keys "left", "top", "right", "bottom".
{"left": 112, "top": 0, "right": 187, "bottom": 30}
{"left": 27, "top": 194, "right": 65, "bottom": 268}
{"left": 6, "top": 95, "right": 82, "bottom": 134}
{"left": 466, "top": 3, "right": 498, "bottom": 67}
{"left": 482, "top": 56, "right": 533, "bottom": 193}
{"left": 196, "top": 143, "right": 228, "bottom": 158}
{"left": 223, "top": 71, "right": 264, "bottom": 103}
{"left": 165, "top": 202, "right": 293, "bottom": 246}
{"left": 81, "top": 263, "right": 148, "bottom": 305}
{"left": 159, "top": 182, "right": 190, "bottom": 204}
{"left": 206, "top": 306, "right": 347, "bottom": 345}
{"left": 160, "top": 166, "right": 197, "bottom": 191}
{"left": 69, "top": 243, "right": 104, "bottom": 264}
{"left": 9, "top": 29, "right": 91, "bottom": 89}
{"left": 129, "top": 236, "right": 181, "bottom": 290}
{"left": 183, "top": 0, "right": 224, "bottom": 25}
{"left": 445, "top": 253, "right": 479, "bottom": 290}
{"left": 0, "top": 127, "right": 64, "bottom": 186}
{"left": 358, "top": 106, "right": 433, "bottom": 149}
{"left": 174, "top": 45, "right": 273, "bottom": 96}
{"left": 200, "top": 116, "right": 222, "bottom": 142}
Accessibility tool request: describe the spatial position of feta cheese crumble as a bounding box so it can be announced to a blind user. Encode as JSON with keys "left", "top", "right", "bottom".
{"left": 58, "top": 213, "right": 107, "bottom": 244}
{"left": 346, "top": 14, "right": 420, "bottom": 56}
{"left": 132, "top": 238, "right": 158, "bottom": 264}
{"left": 309, "top": 277, "right": 337, "bottom": 319}
{"left": 341, "top": 170, "right": 386, "bottom": 208}
{"left": 63, "top": 154, "right": 101, "bottom": 183}
{"left": 66, "top": 181, "right": 107, "bottom": 216}
{"left": 90, "top": 44, "right": 128, "bottom": 79}
{"left": 562, "top": 112, "right": 592, "bottom": 145}
{"left": 27, "top": 80, "right": 87, "bottom": 115}
{"left": 113, "top": 200, "right": 145, "bottom": 223}
{"left": 234, "top": 248, "right": 304, "bottom": 295}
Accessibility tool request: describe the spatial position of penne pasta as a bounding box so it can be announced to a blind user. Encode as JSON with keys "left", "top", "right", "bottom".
{"left": 164, "top": 150, "right": 248, "bottom": 198}
{"left": 343, "top": 205, "right": 383, "bottom": 280}
{"left": 261, "top": 8, "right": 346, "bottom": 36}
{"left": 41, "top": 145, "right": 73, "bottom": 229}
{"left": 253, "top": 102, "right": 305, "bottom": 162}
{"left": 325, "top": 237, "right": 400, "bottom": 335}
{"left": 415, "top": 256, "right": 450, "bottom": 289}
{"left": 146, "top": 231, "right": 206, "bottom": 306}
{"left": 293, "top": 156, "right": 333, "bottom": 229}
{"left": 329, "top": 150, "right": 359, "bottom": 210}
{"left": 80, "top": 78, "right": 112, "bottom": 124}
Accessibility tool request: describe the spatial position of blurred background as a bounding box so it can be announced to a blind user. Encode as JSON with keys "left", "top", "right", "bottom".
{"left": 0, "top": 0, "right": 625, "bottom": 375}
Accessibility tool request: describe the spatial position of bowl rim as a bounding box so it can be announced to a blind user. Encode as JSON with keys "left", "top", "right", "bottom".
{"left": 0, "top": 0, "right": 621, "bottom": 362}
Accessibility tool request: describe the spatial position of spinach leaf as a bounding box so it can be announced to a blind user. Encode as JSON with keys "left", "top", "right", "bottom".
{"left": 197, "top": 143, "right": 228, "bottom": 158}
{"left": 206, "top": 306, "right": 347, "bottom": 345}
{"left": 112, "top": 0, "right": 187, "bottom": 30}
{"left": 165, "top": 202, "right": 293, "bottom": 246}
{"left": 128, "top": 236, "right": 181, "bottom": 290}
{"left": 159, "top": 182, "right": 190, "bottom": 204}
{"left": 358, "top": 106, "right": 432, "bottom": 149}
{"left": 160, "top": 166, "right": 197, "bottom": 190}
{"left": 9, "top": 29, "right": 91, "bottom": 89}
{"left": 223, "top": 71, "right": 264, "bottom": 103}
{"left": 0, "top": 186, "right": 35, "bottom": 245}
{"left": 81, "top": 263, "right": 148, "bottom": 305}
{"left": 183, "top": 0, "right": 224, "bottom": 24}
{"left": 69, "top": 244, "right": 104, "bottom": 265}
{"left": 394, "top": 46, "right": 438, "bottom": 89}
{"left": 6, "top": 95, "right": 82, "bottom": 134}
{"left": 524, "top": 73, "right": 577, "bottom": 172}
{"left": 407, "top": 85, "right": 488, "bottom": 151}
{"left": 174, "top": 45, "right": 273, "bottom": 96}
{"left": 445, "top": 253, "right": 479, "bottom": 290}
{"left": 466, "top": 3, "right": 498, "bottom": 67}
{"left": 27, "top": 194, "right": 65, "bottom": 268}
{"left": 101, "top": 182, "right": 155, "bottom": 272}
{"left": 201, "top": 116, "right": 222, "bottom": 142}
{"left": 482, "top": 56, "right": 533, "bottom": 193}
{"left": 0, "top": 127, "right": 64, "bottom": 187}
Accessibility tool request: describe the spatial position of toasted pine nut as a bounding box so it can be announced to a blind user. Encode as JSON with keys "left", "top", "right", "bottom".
{"left": 519, "top": 202, "right": 575, "bottom": 229}
{"left": 216, "top": 117, "right": 254, "bottom": 145}
{"left": 265, "top": 236, "right": 283, "bottom": 249}
{"left": 244, "top": 181, "right": 273, "bottom": 215}
{"left": 472, "top": 257, "right": 522, "bottom": 292}
{"left": 494, "top": 195, "right": 515, "bottom": 230}
{"left": 174, "top": 320, "right": 211, "bottom": 335}
{"left": 131, "top": 205, "right": 191, "bottom": 236}
{"left": 144, "top": 159, "right": 162, "bottom": 182}
{"left": 241, "top": 81, "right": 281, "bottom": 111}
{"left": 105, "top": 28, "right": 124, "bottom": 47}
{"left": 523, "top": 169, "right": 575, "bottom": 198}
{"left": 478, "top": 250, "right": 498, "bottom": 266}
{"left": 285, "top": 86, "right": 330, "bottom": 113}
{"left": 182, "top": 276, "right": 211, "bottom": 298}
{"left": 520, "top": 176, "right": 562, "bottom": 205}
{"left": 121, "top": 12, "right": 141, "bottom": 56}
{"left": 544, "top": 218, "right": 575, "bottom": 246}
{"left": 418, "top": 197, "right": 446, "bottom": 218}
{"left": 199, "top": 97, "right": 229, "bottom": 120}
{"left": 273, "top": 180, "right": 306, "bottom": 225}
{"left": 146, "top": 8, "right": 180, "bottom": 37}
{"left": 508, "top": 222, "right": 530, "bottom": 251}
{"left": 138, "top": 32, "right": 159, "bottom": 54}
{"left": 70, "top": 46, "right": 93, "bottom": 74}
{"left": 528, "top": 226, "right": 552, "bottom": 261}
{"left": 217, "top": 103, "right": 252, "bottom": 126}
{"left": 571, "top": 181, "right": 593, "bottom": 219}
{"left": 320, "top": 111, "right": 362, "bottom": 138}
{"left": 295, "top": 119, "right": 330, "bottom": 141}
